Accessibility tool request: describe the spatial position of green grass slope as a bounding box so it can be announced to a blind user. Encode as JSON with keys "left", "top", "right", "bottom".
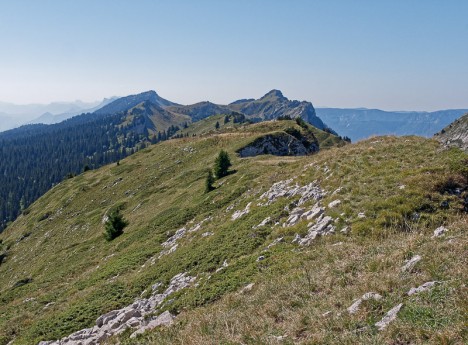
{"left": 0, "top": 122, "right": 466, "bottom": 345}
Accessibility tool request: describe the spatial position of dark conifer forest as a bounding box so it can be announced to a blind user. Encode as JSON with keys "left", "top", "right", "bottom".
{"left": 0, "top": 112, "right": 177, "bottom": 232}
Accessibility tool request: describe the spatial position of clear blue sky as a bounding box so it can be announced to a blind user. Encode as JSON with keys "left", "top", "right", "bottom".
{"left": 0, "top": 0, "right": 467, "bottom": 110}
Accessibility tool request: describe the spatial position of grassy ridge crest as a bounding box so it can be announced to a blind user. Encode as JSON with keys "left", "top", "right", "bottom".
{"left": 0, "top": 121, "right": 466, "bottom": 344}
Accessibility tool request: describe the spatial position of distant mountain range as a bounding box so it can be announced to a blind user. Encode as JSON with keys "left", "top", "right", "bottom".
{"left": 97, "top": 90, "right": 468, "bottom": 141}
{"left": 0, "top": 99, "right": 99, "bottom": 116}
{"left": 315, "top": 108, "right": 468, "bottom": 141}
{"left": 3, "top": 92, "right": 467, "bottom": 142}
{"left": 0, "top": 98, "right": 117, "bottom": 132}
{"left": 94, "top": 89, "right": 328, "bottom": 131}
{"left": 0, "top": 113, "right": 19, "bottom": 132}
{"left": 28, "top": 97, "right": 118, "bottom": 125}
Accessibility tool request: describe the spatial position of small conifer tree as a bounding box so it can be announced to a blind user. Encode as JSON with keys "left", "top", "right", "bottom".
{"left": 205, "top": 169, "right": 215, "bottom": 193}
{"left": 104, "top": 209, "right": 128, "bottom": 241}
{"left": 215, "top": 121, "right": 220, "bottom": 129}
{"left": 295, "top": 117, "right": 308, "bottom": 129}
{"left": 214, "top": 150, "right": 232, "bottom": 179}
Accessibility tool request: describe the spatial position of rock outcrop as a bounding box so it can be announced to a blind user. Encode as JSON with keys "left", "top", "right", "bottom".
{"left": 434, "top": 113, "right": 468, "bottom": 152}
{"left": 258, "top": 179, "right": 324, "bottom": 207}
{"left": 256, "top": 178, "right": 341, "bottom": 246}
{"left": 39, "top": 272, "right": 195, "bottom": 345}
{"left": 237, "top": 131, "right": 319, "bottom": 158}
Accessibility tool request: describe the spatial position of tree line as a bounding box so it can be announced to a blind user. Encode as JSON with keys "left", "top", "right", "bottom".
{"left": 0, "top": 111, "right": 179, "bottom": 232}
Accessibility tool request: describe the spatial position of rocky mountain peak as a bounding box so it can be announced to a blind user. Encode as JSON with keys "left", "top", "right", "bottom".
{"left": 225, "top": 90, "right": 327, "bottom": 130}
{"left": 94, "top": 90, "right": 179, "bottom": 115}
{"left": 261, "top": 89, "right": 285, "bottom": 100}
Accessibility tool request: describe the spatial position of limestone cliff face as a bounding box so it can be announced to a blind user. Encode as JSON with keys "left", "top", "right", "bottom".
{"left": 237, "top": 131, "right": 319, "bottom": 157}
{"left": 434, "top": 113, "right": 468, "bottom": 152}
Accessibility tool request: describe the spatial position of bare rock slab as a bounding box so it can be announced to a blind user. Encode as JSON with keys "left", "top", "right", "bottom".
{"left": 130, "top": 311, "right": 174, "bottom": 338}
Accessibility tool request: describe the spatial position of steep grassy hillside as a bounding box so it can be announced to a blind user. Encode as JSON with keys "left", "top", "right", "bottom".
{"left": 0, "top": 90, "right": 335, "bottom": 236}
{"left": 0, "top": 121, "right": 466, "bottom": 345}
{"left": 125, "top": 101, "right": 191, "bottom": 133}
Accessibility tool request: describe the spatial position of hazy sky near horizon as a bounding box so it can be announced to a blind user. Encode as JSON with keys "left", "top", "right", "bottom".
{"left": 0, "top": 0, "right": 467, "bottom": 111}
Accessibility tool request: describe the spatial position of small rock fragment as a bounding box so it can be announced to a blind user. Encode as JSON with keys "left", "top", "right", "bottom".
{"left": 253, "top": 216, "right": 271, "bottom": 229}
{"left": 270, "top": 334, "right": 288, "bottom": 341}
{"left": 432, "top": 226, "right": 448, "bottom": 238}
{"left": 291, "top": 234, "right": 302, "bottom": 244}
{"left": 401, "top": 255, "right": 421, "bottom": 272}
{"left": 215, "top": 260, "right": 229, "bottom": 273}
{"left": 232, "top": 202, "right": 252, "bottom": 220}
{"left": 407, "top": 281, "right": 438, "bottom": 296}
{"left": 347, "top": 292, "right": 382, "bottom": 314}
{"left": 375, "top": 303, "right": 403, "bottom": 330}
{"left": 302, "top": 204, "right": 324, "bottom": 221}
{"left": 332, "top": 187, "right": 343, "bottom": 195}
{"left": 240, "top": 283, "right": 255, "bottom": 293}
{"left": 299, "top": 215, "right": 333, "bottom": 246}
{"left": 328, "top": 200, "right": 341, "bottom": 208}
{"left": 283, "top": 213, "right": 301, "bottom": 227}
{"left": 265, "top": 237, "right": 284, "bottom": 250}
